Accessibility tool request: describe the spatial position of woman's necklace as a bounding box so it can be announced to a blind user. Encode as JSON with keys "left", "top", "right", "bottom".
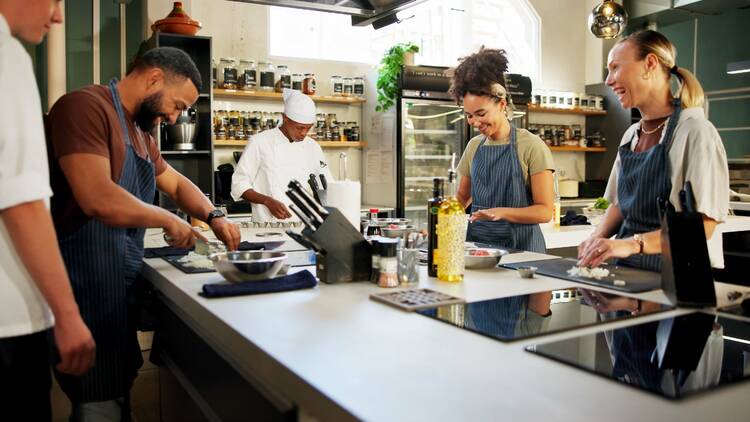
{"left": 639, "top": 119, "right": 666, "bottom": 135}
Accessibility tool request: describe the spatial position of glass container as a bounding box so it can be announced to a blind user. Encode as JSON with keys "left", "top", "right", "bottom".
{"left": 258, "top": 61, "right": 275, "bottom": 91}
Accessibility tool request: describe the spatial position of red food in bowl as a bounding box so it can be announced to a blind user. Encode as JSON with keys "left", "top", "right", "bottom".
{"left": 467, "top": 249, "right": 491, "bottom": 256}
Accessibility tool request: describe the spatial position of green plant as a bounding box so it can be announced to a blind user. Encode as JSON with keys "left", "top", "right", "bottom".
{"left": 593, "top": 197, "right": 610, "bottom": 210}
{"left": 376, "top": 42, "right": 419, "bottom": 112}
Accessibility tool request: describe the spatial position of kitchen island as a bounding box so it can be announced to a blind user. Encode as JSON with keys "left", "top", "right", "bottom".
{"left": 142, "top": 229, "right": 750, "bottom": 422}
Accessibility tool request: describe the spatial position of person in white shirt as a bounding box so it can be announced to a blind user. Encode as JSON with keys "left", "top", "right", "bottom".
{"left": 0, "top": 0, "right": 95, "bottom": 420}
{"left": 577, "top": 30, "right": 729, "bottom": 271}
{"left": 231, "top": 89, "right": 332, "bottom": 222}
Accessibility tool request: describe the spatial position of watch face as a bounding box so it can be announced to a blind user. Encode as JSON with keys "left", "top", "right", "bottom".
{"left": 211, "top": 210, "right": 225, "bottom": 218}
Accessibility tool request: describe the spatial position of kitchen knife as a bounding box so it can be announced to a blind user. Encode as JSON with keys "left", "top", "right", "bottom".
{"left": 288, "top": 179, "right": 329, "bottom": 218}
{"left": 286, "top": 189, "right": 324, "bottom": 227}
{"left": 285, "top": 229, "right": 323, "bottom": 253}
{"left": 289, "top": 203, "right": 315, "bottom": 231}
{"left": 308, "top": 174, "right": 322, "bottom": 204}
{"left": 319, "top": 174, "right": 328, "bottom": 190}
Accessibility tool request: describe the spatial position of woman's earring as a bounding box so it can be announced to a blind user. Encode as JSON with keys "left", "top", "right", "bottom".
{"left": 642, "top": 71, "right": 651, "bottom": 80}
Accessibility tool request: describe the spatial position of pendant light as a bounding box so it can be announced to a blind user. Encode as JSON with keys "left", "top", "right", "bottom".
{"left": 588, "top": 1, "right": 628, "bottom": 39}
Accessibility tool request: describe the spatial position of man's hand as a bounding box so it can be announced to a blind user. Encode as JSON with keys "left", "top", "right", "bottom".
{"left": 264, "top": 197, "right": 292, "bottom": 219}
{"left": 54, "top": 313, "right": 96, "bottom": 376}
{"left": 210, "top": 217, "right": 241, "bottom": 251}
{"left": 163, "top": 212, "right": 205, "bottom": 248}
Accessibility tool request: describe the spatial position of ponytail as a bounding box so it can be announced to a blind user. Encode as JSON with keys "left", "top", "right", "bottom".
{"left": 618, "top": 30, "right": 706, "bottom": 108}
{"left": 673, "top": 66, "right": 705, "bottom": 108}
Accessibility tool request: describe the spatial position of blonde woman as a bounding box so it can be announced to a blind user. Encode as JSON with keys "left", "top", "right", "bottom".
{"left": 578, "top": 30, "right": 729, "bottom": 271}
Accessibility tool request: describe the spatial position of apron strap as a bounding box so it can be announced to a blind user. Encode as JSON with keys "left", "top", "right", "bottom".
{"left": 108, "top": 78, "right": 151, "bottom": 163}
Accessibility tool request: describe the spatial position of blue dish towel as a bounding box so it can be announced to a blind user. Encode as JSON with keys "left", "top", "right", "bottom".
{"left": 201, "top": 270, "right": 317, "bottom": 298}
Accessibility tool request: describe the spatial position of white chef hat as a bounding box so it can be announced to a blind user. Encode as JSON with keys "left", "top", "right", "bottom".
{"left": 282, "top": 88, "right": 316, "bottom": 124}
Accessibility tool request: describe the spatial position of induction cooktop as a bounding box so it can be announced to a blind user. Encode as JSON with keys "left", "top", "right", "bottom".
{"left": 416, "top": 288, "right": 673, "bottom": 342}
{"left": 526, "top": 313, "right": 750, "bottom": 400}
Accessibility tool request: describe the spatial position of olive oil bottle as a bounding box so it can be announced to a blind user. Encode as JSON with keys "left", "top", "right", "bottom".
{"left": 427, "top": 178, "right": 444, "bottom": 277}
{"left": 437, "top": 157, "right": 467, "bottom": 282}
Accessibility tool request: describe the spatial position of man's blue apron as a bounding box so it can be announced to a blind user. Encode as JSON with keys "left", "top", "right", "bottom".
{"left": 55, "top": 79, "right": 156, "bottom": 403}
{"left": 466, "top": 125, "right": 546, "bottom": 253}
{"left": 615, "top": 100, "right": 682, "bottom": 271}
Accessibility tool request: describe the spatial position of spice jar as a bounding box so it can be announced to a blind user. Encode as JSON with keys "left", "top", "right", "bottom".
{"left": 331, "top": 75, "right": 343, "bottom": 96}
{"left": 353, "top": 76, "right": 365, "bottom": 98}
{"left": 349, "top": 123, "right": 359, "bottom": 142}
{"left": 370, "top": 237, "right": 381, "bottom": 283}
{"left": 291, "top": 73, "right": 303, "bottom": 91}
{"left": 219, "top": 58, "right": 238, "bottom": 90}
{"left": 303, "top": 73, "right": 316, "bottom": 95}
{"left": 238, "top": 60, "right": 257, "bottom": 91}
{"left": 342, "top": 77, "right": 353, "bottom": 97}
{"left": 377, "top": 239, "right": 399, "bottom": 288}
{"left": 258, "top": 61, "right": 275, "bottom": 91}
{"left": 275, "top": 65, "right": 291, "bottom": 92}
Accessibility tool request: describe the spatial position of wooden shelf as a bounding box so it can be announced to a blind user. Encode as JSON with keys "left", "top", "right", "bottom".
{"left": 527, "top": 104, "right": 607, "bottom": 116}
{"left": 213, "top": 89, "right": 366, "bottom": 105}
{"left": 549, "top": 146, "right": 606, "bottom": 152}
{"left": 213, "top": 139, "right": 366, "bottom": 148}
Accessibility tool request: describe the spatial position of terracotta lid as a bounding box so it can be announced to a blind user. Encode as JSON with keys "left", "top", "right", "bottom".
{"left": 152, "top": 1, "right": 202, "bottom": 34}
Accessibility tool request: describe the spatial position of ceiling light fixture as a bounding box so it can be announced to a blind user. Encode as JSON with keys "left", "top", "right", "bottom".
{"left": 727, "top": 60, "right": 750, "bottom": 75}
{"left": 588, "top": 1, "right": 628, "bottom": 39}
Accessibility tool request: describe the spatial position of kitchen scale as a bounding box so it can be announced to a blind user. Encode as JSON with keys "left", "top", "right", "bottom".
{"left": 526, "top": 313, "right": 750, "bottom": 400}
{"left": 417, "top": 287, "right": 673, "bottom": 342}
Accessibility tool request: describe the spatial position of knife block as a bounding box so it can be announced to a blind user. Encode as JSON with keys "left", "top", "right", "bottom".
{"left": 304, "top": 207, "right": 372, "bottom": 284}
{"left": 660, "top": 206, "right": 716, "bottom": 307}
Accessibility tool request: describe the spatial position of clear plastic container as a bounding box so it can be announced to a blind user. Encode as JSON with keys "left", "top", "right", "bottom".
{"left": 303, "top": 73, "right": 316, "bottom": 95}
{"left": 342, "top": 77, "right": 353, "bottom": 97}
{"left": 276, "top": 65, "right": 291, "bottom": 92}
{"left": 238, "top": 60, "right": 257, "bottom": 91}
{"left": 258, "top": 61, "right": 275, "bottom": 91}
{"left": 219, "top": 58, "right": 238, "bottom": 90}
{"left": 291, "top": 73, "right": 303, "bottom": 91}
{"left": 353, "top": 76, "right": 365, "bottom": 97}
{"left": 331, "top": 75, "right": 343, "bottom": 96}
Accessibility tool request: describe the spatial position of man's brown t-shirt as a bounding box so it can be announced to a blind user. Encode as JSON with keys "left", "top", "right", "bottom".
{"left": 46, "top": 85, "right": 168, "bottom": 238}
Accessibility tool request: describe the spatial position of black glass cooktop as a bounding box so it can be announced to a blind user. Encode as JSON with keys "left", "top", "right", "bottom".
{"left": 527, "top": 313, "right": 750, "bottom": 400}
{"left": 416, "top": 288, "right": 673, "bottom": 342}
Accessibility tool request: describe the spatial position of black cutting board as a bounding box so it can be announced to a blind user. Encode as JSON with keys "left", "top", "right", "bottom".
{"left": 501, "top": 257, "right": 662, "bottom": 293}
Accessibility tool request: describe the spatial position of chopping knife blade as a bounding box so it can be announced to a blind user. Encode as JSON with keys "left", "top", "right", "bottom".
{"left": 308, "top": 174, "right": 322, "bottom": 204}
{"left": 286, "top": 189, "right": 324, "bottom": 228}
{"left": 289, "top": 203, "right": 315, "bottom": 231}
{"left": 288, "top": 179, "right": 329, "bottom": 218}
{"left": 319, "top": 174, "right": 328, "bottom": 190}
{"left": 285, "top": 229, "right": 323, "bottom": 253}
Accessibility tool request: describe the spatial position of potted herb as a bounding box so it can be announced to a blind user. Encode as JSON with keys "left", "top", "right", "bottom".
{"left": 376, "top": 42, "right": 419, "bottom": 112}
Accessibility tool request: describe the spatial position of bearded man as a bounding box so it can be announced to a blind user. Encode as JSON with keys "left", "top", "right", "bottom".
{"left": 45, "top": 46, "right": 240, "bottom": 420}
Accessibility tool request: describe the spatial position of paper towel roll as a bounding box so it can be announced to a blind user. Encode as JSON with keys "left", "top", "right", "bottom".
{"left": 326, "top": 180, "right": 361, "bottom": 229}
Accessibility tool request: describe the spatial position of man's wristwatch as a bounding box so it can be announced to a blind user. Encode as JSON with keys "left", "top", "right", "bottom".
{"left": 633, "top": 233, "right": 644, "bottom": 254}
{"left": 205, "top": 209, "right": 225, "bottom": 226}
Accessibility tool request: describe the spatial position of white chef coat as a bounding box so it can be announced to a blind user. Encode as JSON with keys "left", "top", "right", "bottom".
{"left": 0, "top": 14, "right": 55, "bottom": 338}
{"left": 231, "top": 127, "right": 333, "bottom": 223}
{"left": 604, "top": 107, "right": 730, "bottom": 268}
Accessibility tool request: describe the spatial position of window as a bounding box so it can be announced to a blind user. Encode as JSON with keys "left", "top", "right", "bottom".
{"left": 268, "top": 0, "right": 541, "bottom": 81}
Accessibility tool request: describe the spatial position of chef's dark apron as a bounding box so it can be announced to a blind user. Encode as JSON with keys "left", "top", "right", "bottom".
{"left": 615, "top": 100, "right": 681, "bottom": 271}
{"left": 55, "top": 79, "right": 156, "bottom": 404}
{"left": 466, "top": 125, "right": 546, "bottom": 253}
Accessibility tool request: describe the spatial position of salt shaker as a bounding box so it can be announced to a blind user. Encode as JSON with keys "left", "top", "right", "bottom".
{"left": 377, "top": 239, "right": 399, "bottom": 288}
{"left": 398, "top": 233, "right": 420, "bottom": 285}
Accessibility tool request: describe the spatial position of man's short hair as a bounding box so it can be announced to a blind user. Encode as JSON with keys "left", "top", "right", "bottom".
{"left": 129, "top": 46, "right": 202, "bottom": 90}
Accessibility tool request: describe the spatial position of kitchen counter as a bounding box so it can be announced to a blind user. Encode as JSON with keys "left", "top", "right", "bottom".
{"left": 540, "top": 215, "right": 750, "bottom": 249}
{"left": 142, "top": 230, "right": 750, "bottom": 421}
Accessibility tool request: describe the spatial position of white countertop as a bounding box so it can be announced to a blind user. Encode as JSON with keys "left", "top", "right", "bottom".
{"left": 142, "top": 230, "right": 750, "bottom": 422}
{"left": 731, "top": 201, "right": 750, "bottom": 212}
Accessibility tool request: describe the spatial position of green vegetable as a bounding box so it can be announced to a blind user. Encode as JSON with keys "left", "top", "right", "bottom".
{"left": 376, "top": 42, "right": 420, "bottom": 112}
{"left": 593, "top": 197, "right": 610, "bottom": 210}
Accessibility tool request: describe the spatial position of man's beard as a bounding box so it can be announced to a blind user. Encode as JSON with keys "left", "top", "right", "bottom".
{"left": 135, "top": 92, "right": 164, "bottom": 132}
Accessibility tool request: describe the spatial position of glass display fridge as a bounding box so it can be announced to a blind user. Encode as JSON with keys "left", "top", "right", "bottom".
{"left": 397, "top": 66, "right": 467, "bottom": 230}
